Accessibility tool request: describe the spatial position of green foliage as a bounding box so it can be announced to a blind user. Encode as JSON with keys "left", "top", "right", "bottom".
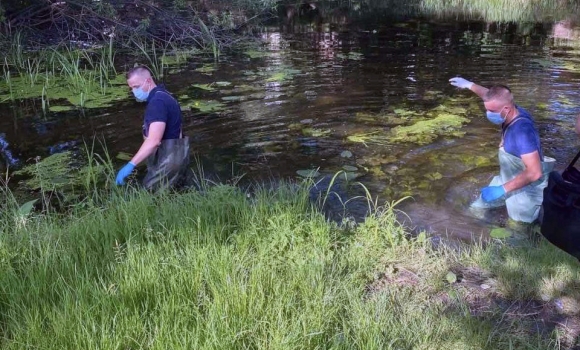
{"left": 14, "top": 152, "right": 75, "bottom": 192}
{"left": 0, "top": 169, "right": 576, "bottom": 348}
{"left": 13, "top": 147, "right": 112, "bottom": 206}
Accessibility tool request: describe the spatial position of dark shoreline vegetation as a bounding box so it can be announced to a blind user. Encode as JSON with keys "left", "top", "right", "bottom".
{"left": 2, "top": 0, "right": 580, "bottom": 348}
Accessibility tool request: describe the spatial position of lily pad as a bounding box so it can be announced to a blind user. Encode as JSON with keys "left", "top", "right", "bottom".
{"left": 191, "top": 83, "right": 216, "bottom": 91}
{"left": 340, "top": 150, "right": 353, "bottom": 158}
{"left": 296, "top": 169, "right": 320, "bottom": 178}
{"left": 215, "top": 81, "right": 232, "bottom": 87}
{"left": 490, "top": 228, "right": 511, "bottom": 239}
{"left": 183, "top": 100, "right": 226, "bottom": 113}
{"left": 195, "top": 64, "right": 217, "bottom": 74}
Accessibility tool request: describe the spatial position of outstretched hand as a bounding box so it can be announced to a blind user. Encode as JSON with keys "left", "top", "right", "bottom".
{"left": 449, "top": 77, "right": 473, "bottom": 90}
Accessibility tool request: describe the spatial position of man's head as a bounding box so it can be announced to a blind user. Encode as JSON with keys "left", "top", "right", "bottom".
{"left": 483, "top": 85, "right": 515, "bottom": 118}
{"left": 127, "top": 66, "right": 155, "bottom": 92}
{"left": 127, "top": 66, "right": 156, "bottom": 102}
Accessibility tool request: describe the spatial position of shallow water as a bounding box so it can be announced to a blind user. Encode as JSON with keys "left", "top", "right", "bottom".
{"left": 2, "top": 10, "right": 580, "bottom": 241}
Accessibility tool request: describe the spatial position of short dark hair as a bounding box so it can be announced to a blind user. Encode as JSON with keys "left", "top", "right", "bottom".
{"left": 483, "top": 84, "right": 513, "bottom": 104}
{"left": 126, "top": 66, "right": 152, "bottom": 80}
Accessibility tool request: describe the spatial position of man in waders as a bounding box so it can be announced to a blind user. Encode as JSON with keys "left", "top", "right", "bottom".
{"left": 115, "top": 66, "right": 190, "bottom": 191}
{"left": 449, "top": 77, "right": 555, "bottom": 223}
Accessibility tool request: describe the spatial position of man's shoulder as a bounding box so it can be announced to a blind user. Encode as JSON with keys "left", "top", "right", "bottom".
{"left": 516, "top": 106, "right": 534, "bottom": 120}
{"left": 150, "top": 87, "right": 176, "bottom": 101}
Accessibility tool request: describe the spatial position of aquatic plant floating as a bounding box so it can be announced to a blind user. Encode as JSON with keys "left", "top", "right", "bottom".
{"left": 182, "top": 99, "right": 226, "bottom": 113}
{"left": 191, "top": 83, "right": 217, "bottom": 92}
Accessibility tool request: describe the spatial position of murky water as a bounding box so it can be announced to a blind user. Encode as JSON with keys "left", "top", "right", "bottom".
{"left": 2, "top": 10, "right": 580, "bottom": 241}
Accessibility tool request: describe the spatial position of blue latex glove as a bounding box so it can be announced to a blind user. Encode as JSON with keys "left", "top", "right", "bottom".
{"left": 115, "top": 162, "right": 136, "bottom": 185}
{"left": 449, "top": 77, "right": 474, "bottom": 89}
{"left": 481, "top": 185, "right": 506, "bottom": 202}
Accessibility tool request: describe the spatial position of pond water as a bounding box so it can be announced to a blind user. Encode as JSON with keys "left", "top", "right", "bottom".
{"left": 2, "top": 8, "right": 580, "bottom": 241}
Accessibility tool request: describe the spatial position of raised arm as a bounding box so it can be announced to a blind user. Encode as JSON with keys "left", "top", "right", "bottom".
{"left": 449, "top": 77, "right": 489, "bottom": 99}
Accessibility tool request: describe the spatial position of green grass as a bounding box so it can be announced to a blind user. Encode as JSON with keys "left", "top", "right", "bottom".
{"left": 0, "top": 161, "right": 579, "bottom": 349}
{"left": 419, "top": 0, "right": 578, "bottom": 22}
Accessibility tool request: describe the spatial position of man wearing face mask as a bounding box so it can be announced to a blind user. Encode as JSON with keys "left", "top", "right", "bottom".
{"left": 449, "top": 77, "right": 555, "bottom": 223}
{"left": 115, "top": 66, "right": 190, "bottom": 190}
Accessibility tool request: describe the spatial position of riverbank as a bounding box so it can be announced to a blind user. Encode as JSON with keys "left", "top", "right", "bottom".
{"left": 1, "top": 176, "right": 579, "bottom": 349}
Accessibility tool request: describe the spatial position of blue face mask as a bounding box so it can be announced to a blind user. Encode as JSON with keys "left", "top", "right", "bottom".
{"left": 486, "top": 110, "right": 504, "bottom": 125}
{"left": 132, "top": 86, "right": 149, "bottom": 102}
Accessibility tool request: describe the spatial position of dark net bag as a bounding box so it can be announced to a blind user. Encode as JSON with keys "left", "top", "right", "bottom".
{"left": 541, "top": 150, "right": 580, "bottom": 260}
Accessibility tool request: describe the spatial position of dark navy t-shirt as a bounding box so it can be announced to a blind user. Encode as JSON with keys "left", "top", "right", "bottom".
{"left": 143, "top": 86, "right": 182, "bottom": 140}
{"left": 502, "top": 106, "right": 543, "bottom": 160}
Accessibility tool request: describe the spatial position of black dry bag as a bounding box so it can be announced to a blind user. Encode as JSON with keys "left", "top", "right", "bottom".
{"left": 541, "top": 150, "right": 580, "bottom": 260}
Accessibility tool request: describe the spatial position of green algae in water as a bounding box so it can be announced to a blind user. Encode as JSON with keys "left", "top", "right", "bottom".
{"left": 347, "top": 131, "right": 386, "bottom": 146}
{"left": 390, "top": 113, "right": 469, "bottom": 145}
{"left": 302, "top": 128, "right": 331, "bottom": 137}
{"left": 425, "top": 172, "right": 443, "bottom": 181}
{"left": 393, "top": 108, "right": 420, "bottom": 117}
{"left": 266, "top": 68, "right": 301, "bottom": 83}
{"left": 355, "top": 112, "right": 407, "bottom": 125}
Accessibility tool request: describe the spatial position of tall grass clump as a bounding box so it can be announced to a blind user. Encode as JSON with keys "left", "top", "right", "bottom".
{"left": 0, "top": 167, "right": 578, "bottom": 348}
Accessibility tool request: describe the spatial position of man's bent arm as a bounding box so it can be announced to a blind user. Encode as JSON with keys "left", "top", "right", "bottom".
{"left": 130, "top": 122, "right": 166, "bottom": 165}
{"left": 503, "top": 151, "right": 543, "bottom": 193}
{"left": 470, "top": 83, "right": 489, "bottom": 100}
